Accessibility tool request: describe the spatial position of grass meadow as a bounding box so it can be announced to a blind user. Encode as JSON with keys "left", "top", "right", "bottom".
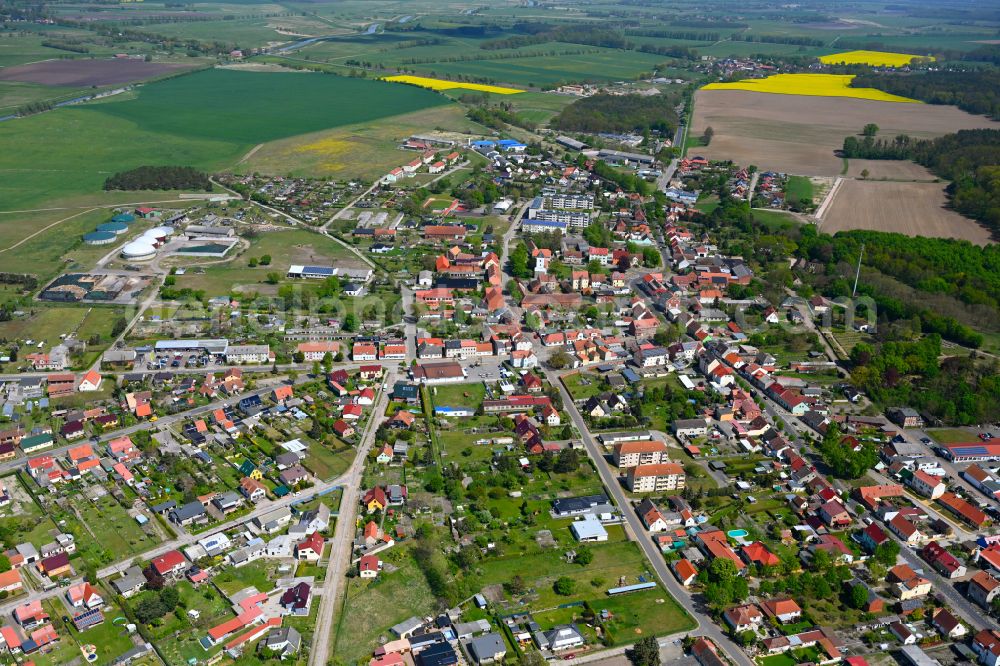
{"left": 0, "top": 68, "right": 456, "bottom": 281}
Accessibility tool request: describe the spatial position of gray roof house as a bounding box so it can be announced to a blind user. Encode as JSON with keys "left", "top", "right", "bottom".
{"left": 111, "top": 565, "right": 147, "bottom": 598}
{"left": 468, "top": 633, "right": 507, "bottom": 664}
{"left": 260, "top": 626, "right": 301, "bottom": 658}
{"left": 169, "top": 501, "right": 207, "bottom": 526}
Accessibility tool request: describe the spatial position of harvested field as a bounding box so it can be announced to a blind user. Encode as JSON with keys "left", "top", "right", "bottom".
{"left": 0, "top": 59, "right": 190, "bottom": 86}
{"left": 820, "top": 179, "right": 993, "bottom": 245}
{"left": 691, "top": 89, "right": 1000, "bottom": 176}
{"left": 844, "top": 159, "right": 939, "bottom": 180}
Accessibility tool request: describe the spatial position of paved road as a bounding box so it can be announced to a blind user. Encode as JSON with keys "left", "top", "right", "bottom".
{"left": 895, "top": 537, "right": 997, "bottom": 632}
{"left": 310, "top": 367, "right": 396, "bottom": 666}
{"left": 0, "top": 362, "right": 313, "bottom": 382}
{"left": 401, "top": 287, "right": 417, "bottom": 362}
{"left": 499, "top": 200, "right": 529, "bottom": 287}
{"left": 546, "top": 368, "right": 752, "bottom": 666}
{"left": 655, "top": 158, "right": 679, "bottom": 193}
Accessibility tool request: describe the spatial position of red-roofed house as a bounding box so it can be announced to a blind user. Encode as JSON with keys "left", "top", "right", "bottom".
{"left": 761, "top": 598, "right": 802, "bottom": 624}
{"left": 295, "top": 533, "right": 324, "bottom": 562}
{"left": 359, "top": 554, "right": 382, "bottom": 579}
{"left": 672, "top": 559, "right": 698, "bottom": 586}
{"left": 66, "top": 582, "right": 103, "bottom": 610}
{"left": 741, "top": 541, "right": 780, "bottom": 567}
{"left": 78, "top": 370, "right": 103, "bottom": 392}
{"left": 150, "top": 550, "right": 186, "bottom": 578}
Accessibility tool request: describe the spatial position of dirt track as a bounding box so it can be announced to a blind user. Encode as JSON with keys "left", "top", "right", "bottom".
{"left": 0, "top": 59, "right": 189, "bottom": 86}
{"left": 820, "top": 179, "right": 993, "bottom": 245}
{"left": 691, "top": 89, "right": 1000, "bottom": 176}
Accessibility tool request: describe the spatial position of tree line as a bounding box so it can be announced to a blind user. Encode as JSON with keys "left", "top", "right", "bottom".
{"left": 850, "top": 71, "right": 1000, "bottom": 120}
{"left": 41, "top": 39, "right": 89, "bottom": 53}
{"left": 552, "top": 93, "right": 678, "bottom": 135}
{"left": 480, "top": 25, "right": 631, "bottom": 51}
{"left": 104, "top": 165, "right": 212, "bottom": 191}
{"left": 15, "top": 101, "right": 52, "bottom": 117}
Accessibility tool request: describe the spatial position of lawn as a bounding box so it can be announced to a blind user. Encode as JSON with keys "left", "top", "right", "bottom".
{"left": 430, "top": 381, "right": 486, "bottom": 410}
{"left": 927, "top": 428, "right": 976, "bottom": 444}
{"left": 563, "top": 372, "right": 605, "bottom": 401}
{"left": 305, "top": 442, "right": 357, "bottom": 481}
{"left": 785, "top": 175, "right": 814, "bottom": 203}
{"left": 593, "top": 587, "right": 695, "bottom": 643}
{"left": 436, "top": 415, "right": 514, "bottom": 463}
{"left": 33, "top": 599, "right": 133, "bottom": 666}
{"left": 334, "top": 553, "right": 438, "bottom": 663}
{"left": 475, "top": 537, "right": 652, "bottom": 610}
{"left": 36, "top": 598, "right": 136, "bottom": 666}
{"left": 752, "top": 208, "right": 800, "bottom": 231}
{"left": 172, "top": 228, "right": 359, "bottom": 295}
{"left": 213, "top": 560, "right": 278, "bottom": 597}
{"left": 0, "top": 304, "right": 121, "bottom": 354}
{"left": 761, "top": 648, "right": 822, "bottom": 666}
{"left": 141, "top": 581, "right": 234, "bottom": 665}
{"left": 73, "top": 494, "right": 164, "bottom": 563}
{"left": 0, "top": 474, "right": 58, "bottom": 549}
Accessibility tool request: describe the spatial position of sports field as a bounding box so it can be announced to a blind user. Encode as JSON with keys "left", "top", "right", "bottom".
{"left": 818, "top": 49, "right": 933, "bottom": 67}
{"left": 702, "top": 74, "right": 918, "bottom": 102}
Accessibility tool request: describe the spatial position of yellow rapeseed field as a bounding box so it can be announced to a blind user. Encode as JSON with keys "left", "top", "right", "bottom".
{"left": 701, "top": 74, "right": 919, "bottom": 102}
{"left": 382, "top": 74, "right": 523, "bottom": 95}
{"left": 818, "top": 50, "right": 934, "bottom": 67}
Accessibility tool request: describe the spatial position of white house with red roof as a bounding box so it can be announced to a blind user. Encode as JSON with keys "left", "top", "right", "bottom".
{"left": 78, "top": 370, "right": 103, "bottom": 392}
{"left": 66, "top": 582, "right": 103, "bottom": 610}
{"left": 295, "top": 533, "right": 324, "bottom": 562}
{"left": 150, "top": 550, "right": 187, "bottom": 578}
{"left": 359, "top": 554, "right": 382, "bottom": 579}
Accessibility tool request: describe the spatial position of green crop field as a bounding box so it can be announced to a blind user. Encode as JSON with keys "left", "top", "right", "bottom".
{"left": 0, "top": 68, "right": 456, "bottom": 281}
{"left": 402, "top": 47, "right": 668, "bottom": 87}
{"left": 243, "top": 103, "right": 483, "bottom": 180}
{"left": 92, "top": 68, "right": 452, "bottom": 144}
{"left": 0, "top": 68, "right": 452, "bottom": 212}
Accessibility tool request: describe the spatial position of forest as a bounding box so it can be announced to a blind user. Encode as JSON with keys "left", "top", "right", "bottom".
{"left": 104, "top": 165, "right": 212, "bottom": 191}
{"left": 849, "top": 335, "right": 1000, "bottom": 426}
{"left": 796, "top": 227, "right": 999, "bottom": 348}
{"left": 849, "top": 71, "right": 1000, "bottom": 120}
{"left": 841, "top": 128, "right": 1000, "bottom": 233}
{"left": 552, "top": 93, "right": 678, "bottom": 134}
